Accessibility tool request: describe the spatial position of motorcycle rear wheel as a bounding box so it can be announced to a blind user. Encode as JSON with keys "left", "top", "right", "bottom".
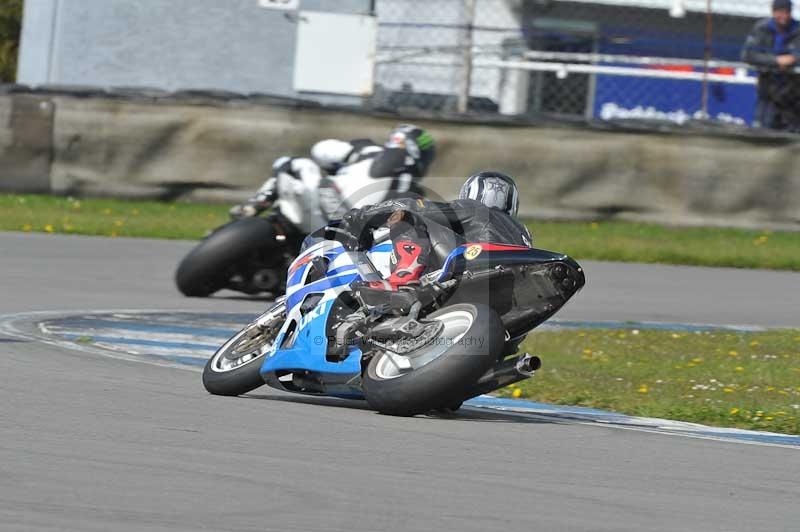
{"left": 362, "top": 303, "right": 503, "bottom": 416}
{"left": 175, "top": 217, "right": 280, "bottom": 297}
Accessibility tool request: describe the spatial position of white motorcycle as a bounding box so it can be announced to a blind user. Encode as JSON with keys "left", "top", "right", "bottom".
{"left": 174, "top": 149, "right": 423, "bottom": 297}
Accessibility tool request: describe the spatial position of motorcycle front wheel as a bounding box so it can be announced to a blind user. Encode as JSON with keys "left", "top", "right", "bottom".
{"left": 362, "top": 303, "right": 503, "bottom": 416}
{"left": 202, "top": 304, "right": 285, "bottom": 396}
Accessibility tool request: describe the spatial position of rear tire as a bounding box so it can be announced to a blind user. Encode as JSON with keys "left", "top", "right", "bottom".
{"left": 362, "top": 303, "right": 503, "bottom": 416}
{"left": 175, "top": 217, "right": 277, "bottom": 297}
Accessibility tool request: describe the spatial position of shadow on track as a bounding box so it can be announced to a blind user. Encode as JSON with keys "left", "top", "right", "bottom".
{"left": 241, "top": 392, "right": 555, "bottom": 425}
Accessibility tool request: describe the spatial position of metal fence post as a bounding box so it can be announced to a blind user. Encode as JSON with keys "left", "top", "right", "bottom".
{"left": 457, "top": 0, "right": 476, "bottom": 114}
{"left": 701, "top": 0, "right": 713, "bottom": 119}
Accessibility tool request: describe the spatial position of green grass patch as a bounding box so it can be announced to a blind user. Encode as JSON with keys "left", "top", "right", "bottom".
{"left": 1, "top": 193, "right": 800, "bottom": 270}
{"left": 0, "top": 194, "right": 229, "bottom": 240}
{"left": 501, "top": 328, "right": 800, "bottom": 435}
{"left": 532, "top": 220, "right": 800, "bottom": 271}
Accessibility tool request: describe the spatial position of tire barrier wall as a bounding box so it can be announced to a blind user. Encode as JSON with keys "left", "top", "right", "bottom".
{"left": 1, "top": 89, "right": 799, "bottom": 229}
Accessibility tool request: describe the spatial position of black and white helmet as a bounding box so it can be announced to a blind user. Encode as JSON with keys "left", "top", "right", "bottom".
{"left": 459, "top": 171, "right": 520, "bottom": 217}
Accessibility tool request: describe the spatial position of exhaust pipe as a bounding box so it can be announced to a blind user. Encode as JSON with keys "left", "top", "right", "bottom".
{"left": 516, "top": 353, "right": 541, "bottom": 374}
{"left": 462, "top": 353, "right": 541, "bottom": 400}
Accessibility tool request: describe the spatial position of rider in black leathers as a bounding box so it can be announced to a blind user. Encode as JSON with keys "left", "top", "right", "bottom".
{"left": 339, "top": 171, "right": 531, "bottom": 290}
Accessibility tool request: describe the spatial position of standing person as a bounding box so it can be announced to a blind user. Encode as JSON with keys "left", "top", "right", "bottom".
{"left": 742, "top": 0, "right": 800, "bottom": 130}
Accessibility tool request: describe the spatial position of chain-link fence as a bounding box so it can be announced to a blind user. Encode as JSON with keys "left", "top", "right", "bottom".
{"left": 372, "top": 0, "right": 778, "bottom": 127}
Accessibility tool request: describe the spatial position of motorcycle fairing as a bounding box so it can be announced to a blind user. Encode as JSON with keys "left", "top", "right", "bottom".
{"left": 435, "top": 242, "right": 580, "bottom": 282}
{"left": 259, "top": 238, "right": 394, "bottom": 398}
{"left": 259, "top": 297, "right": 365, "bottom": 398}
{"left": 438, "top": 244, "right": 585, "bottom": 338}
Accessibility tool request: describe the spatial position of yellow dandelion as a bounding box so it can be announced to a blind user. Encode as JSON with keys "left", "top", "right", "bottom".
{"left": 735, "top": 366, "right": 744, "bottom": 372}
{"left": 765, "top": 416, "right": 774, "bottom": 421}
{"left": 512, "top": 388, "right": 522, "bottom": 398}
{"left": 590, "top": 222, "right": 599, "bottom": 230}
{"left": 638, "top": 384, "right": 649, "bottom": 394}
{"left": 755, "top": 411, "right": 764, "bottom": 417}
{"left": 729, "top": 408, "right": 739, "bottom": 415}
{"left": 113, "top": 220, "right": 124, "bottom": 227}
{"left": 777, "top": 412, "right": 786, "bottom": 416}
{"left": 72, "top": 201, "right": 81, "bottom": 210}
{"left": 44, "top": 224, "right": 54, "bottom": 233}
{"left": 691, "top": 357, "right": 703, "bottom": 363}
{"left": 583, "top": 348, "right": 593, "bottom": 355}
{"left": 687, "top": 362, "right": 697, "bottom": 368}
{"left": 766, "top": 386, "right": 775, "bottom": 392}
{"left": 22, "top": 224, "right": 32, "bottom": 232}
{"left": 749, "top": 341, "right": 759, "bottom": 347}
{"left": 723, "top": 388, "right": 734, "bottom": 393}
{"left": 728, "top": 350, "right": 738, "bottom": 357}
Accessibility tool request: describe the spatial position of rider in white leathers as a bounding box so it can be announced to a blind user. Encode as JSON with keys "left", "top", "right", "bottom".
{"left": 229, "top": 125, "right": 435, "bottom": 234}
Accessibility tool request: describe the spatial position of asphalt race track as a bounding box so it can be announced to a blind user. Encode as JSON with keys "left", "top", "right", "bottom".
{"left": 2, "top": 232, "right": 799, "bottom": 532}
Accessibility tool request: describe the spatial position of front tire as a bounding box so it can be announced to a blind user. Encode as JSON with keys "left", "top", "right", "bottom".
{"left": 362, "top": 303, "right": 503, "bottom": 416}
{"left": 203, "top": 307, "right": 284, "bottom": 396}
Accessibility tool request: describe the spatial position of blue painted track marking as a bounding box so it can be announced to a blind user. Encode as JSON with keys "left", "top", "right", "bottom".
{"left": 464, "top": 396, "right": 800, "bottom": 448}
{"left": 52, "top": 319, "right": 237, "bottom": 338}
{"left": 9, "top": 310, "right": 797, "bottom": 449}
{"left": 61, "top": 334, "right": 219, "bottom": 352}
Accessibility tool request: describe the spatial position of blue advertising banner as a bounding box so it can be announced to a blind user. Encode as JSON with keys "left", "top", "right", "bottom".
{"left": 593, "top": 66, "right": 757, "bottom": 125}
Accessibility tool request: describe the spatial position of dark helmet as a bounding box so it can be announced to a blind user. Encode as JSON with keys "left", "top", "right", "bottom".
{"left": 459, "top": 171, "right": 520, "bottom": 217}
{"left": 385, "top": 124, "right": 436, "bottom": 177}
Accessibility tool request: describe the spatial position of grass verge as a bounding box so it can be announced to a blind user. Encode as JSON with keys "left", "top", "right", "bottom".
{"left": 501, "top": 328, "right": 800, "bottom": 435}
{"left": 2, "top": 193, "right": 800, "bottom": 270}
{"left": 532, "top": 220, "right": 800, "bottom": 271}
{"left": 0, "top": 194, "right": 229, "bottom": 240}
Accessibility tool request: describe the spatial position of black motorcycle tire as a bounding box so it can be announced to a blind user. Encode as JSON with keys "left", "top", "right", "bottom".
{"left": 202, "top": 313, "right": 282, "bottom": 396}
{"left": 362, "top": 303, "right": 503, "bottom": 416}
{"left": 175, "top": 217, "right": 278, "bottom": 297}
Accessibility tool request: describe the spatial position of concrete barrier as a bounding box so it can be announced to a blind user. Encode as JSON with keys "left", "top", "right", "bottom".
{"left": 1, "top": 90, "right": 799, "bottom": 229}
{"left": 0, "top": 94, "right": 53, "bottom": 193}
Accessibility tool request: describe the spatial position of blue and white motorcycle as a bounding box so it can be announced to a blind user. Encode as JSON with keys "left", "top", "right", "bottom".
{"left": 202, "top": 224, "right": 585, "bottom": 416}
